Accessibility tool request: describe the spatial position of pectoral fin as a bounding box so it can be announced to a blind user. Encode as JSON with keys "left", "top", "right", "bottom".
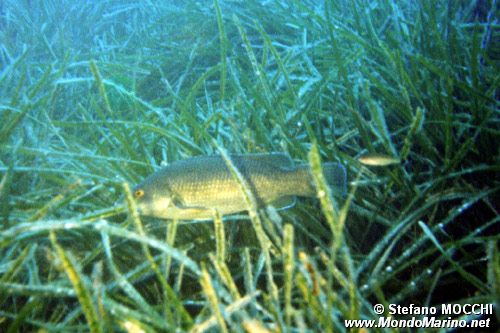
{"left": 168, "top": 198, "right": 214, "bottom": 220}
{"left": 171, "top": 197, "right": 210, "bottom": 211}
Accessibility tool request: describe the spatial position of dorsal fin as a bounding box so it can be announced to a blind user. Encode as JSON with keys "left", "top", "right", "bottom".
{"left": 233, "top": 153, "right": 294, "bottom": 169}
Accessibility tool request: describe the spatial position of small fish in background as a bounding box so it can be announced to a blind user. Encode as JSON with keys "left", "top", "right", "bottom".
{"left": 358, "top": 153, "right": 401, "bottom": 166}
{"left": 133, "top": 153, "right": 346, "bottom": 220}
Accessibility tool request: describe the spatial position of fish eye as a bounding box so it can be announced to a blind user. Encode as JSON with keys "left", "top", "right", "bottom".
{"left": 134, "top": 189, "right": 144, "bottom": 198}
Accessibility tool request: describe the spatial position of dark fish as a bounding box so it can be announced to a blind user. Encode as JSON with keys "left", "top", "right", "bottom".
{"left": 133, "top": 153, "right": 346, "bottom": 220}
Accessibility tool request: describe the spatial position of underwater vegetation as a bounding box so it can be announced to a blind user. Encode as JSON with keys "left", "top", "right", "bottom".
{"left": 0, "top": 0, "right": 499, "bottom": 332}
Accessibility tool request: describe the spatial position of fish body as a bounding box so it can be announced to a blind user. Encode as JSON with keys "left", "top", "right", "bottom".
{"left": 133, "top": 153, "right": 346, "bottom": 220}
{"left": 358, "top": 153, "right": 400, "bottom": 166}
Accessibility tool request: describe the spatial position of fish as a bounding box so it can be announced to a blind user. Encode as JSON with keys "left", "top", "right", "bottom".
{"left": 133, "top": 153, "right": 347, "bottom": 220}
{"left": 358, "top": 153, "right": 400, "bottom": 166}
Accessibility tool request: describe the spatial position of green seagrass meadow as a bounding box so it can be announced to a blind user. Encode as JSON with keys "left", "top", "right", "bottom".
{"left": 0, "top": 1, "right": 498, "bottom": 332}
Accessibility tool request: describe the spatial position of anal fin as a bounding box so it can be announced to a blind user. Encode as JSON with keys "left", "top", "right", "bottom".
{"left": 268, "top": 196, "right": 297, "bottom": 211}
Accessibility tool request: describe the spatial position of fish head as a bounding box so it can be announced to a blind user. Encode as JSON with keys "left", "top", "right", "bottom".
{"left": 132, "top": 170, "right": 174, "bottom": 217}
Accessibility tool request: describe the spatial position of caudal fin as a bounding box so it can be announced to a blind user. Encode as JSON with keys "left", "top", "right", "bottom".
{"left": 322, "top": 162, "right": 347, "bottom": 196}
{"left": 294, "top": 162, "right": 347, "bottom": 197}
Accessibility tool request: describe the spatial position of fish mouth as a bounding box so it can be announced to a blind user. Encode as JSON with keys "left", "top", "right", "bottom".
{"left": 115, "top": 194, "right": 145, "bottom": 215}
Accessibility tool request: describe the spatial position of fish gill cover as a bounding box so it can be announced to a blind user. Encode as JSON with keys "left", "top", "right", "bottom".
{"left": 0, "top": 0, "right": 498, "bottom": 332}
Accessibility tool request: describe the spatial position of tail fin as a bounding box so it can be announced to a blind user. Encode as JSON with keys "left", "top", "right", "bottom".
{"left": 293, "top": 162, "right": 347, "bottom": 197}
{"left": 322, "top": 162, "right": 347, "bottom": 196}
